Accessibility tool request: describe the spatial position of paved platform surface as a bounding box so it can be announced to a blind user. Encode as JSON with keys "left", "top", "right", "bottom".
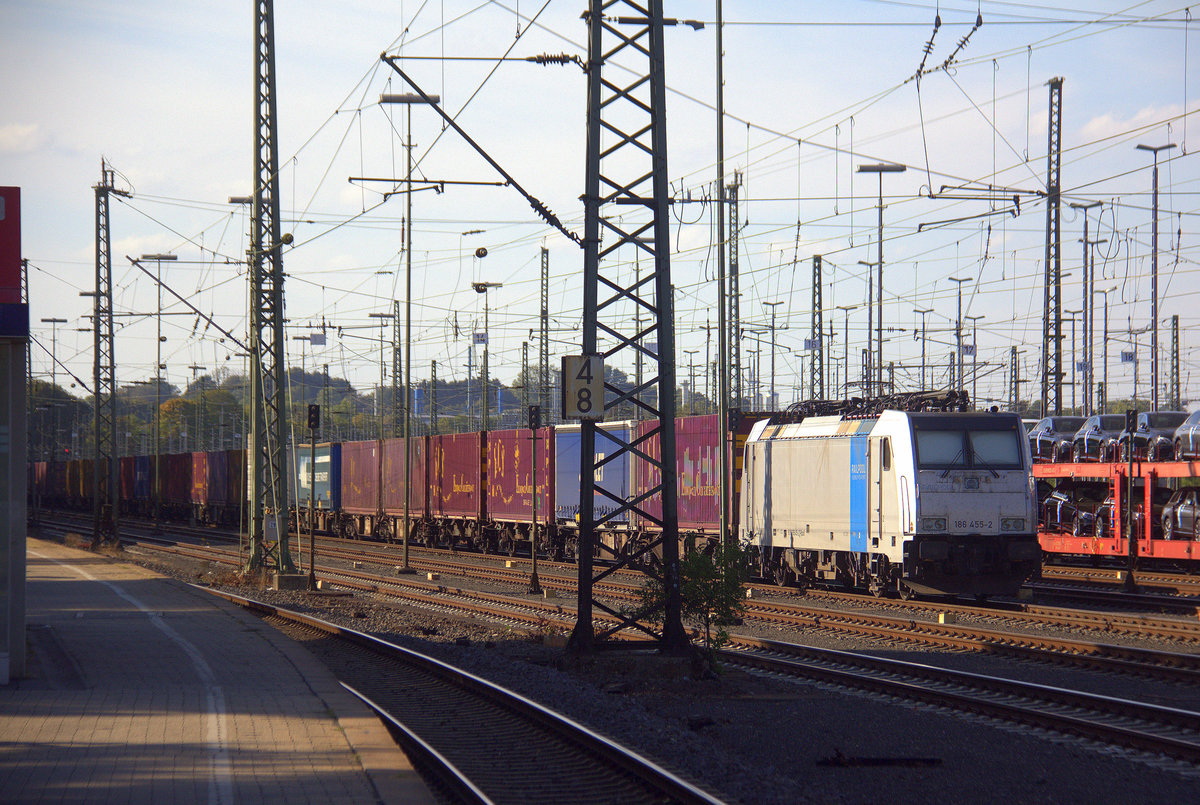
{"left": 0, "top": 538, "right": 436, "bottom": 804}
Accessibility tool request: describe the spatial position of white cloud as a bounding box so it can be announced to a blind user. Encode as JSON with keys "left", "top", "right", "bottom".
{"left": 1079, "top": 104, "right": 1184, "bottom": 144}
{"left": 0, "top": 123, "right": 43, "bottom": 154}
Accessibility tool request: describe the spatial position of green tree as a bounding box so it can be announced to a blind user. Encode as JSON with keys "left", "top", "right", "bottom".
{"left": 638, "top": 540, "right": 753, "bottom": 664}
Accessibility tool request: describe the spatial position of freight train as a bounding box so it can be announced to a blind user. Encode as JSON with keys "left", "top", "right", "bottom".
{"left": 29, "top": 413, "right": 765, "bottom": 563}
{"left": 30, "top": 393, "right": 1043, "bottom": 597}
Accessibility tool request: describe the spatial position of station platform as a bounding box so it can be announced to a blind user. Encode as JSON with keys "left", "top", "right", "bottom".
{"left": 0, "top": 537, "right": 435, "bottom": 804}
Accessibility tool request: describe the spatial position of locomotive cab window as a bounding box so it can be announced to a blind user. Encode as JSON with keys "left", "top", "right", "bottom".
{"left": 914, "top": 430, "right": 966, "bottom": 468}
{"left": 881, "top": 438, "right": 892, "bottom": 470}
{"left": 968, "top": 430, "right": 1021, "bottom": 467}
{"left": 914, "top": 419, "right": 1023, "bottom": 471}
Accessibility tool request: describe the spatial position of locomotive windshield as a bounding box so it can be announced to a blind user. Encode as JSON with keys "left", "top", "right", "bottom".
{"left": 913, "top": 422, "right": 1023, "bottom": 470}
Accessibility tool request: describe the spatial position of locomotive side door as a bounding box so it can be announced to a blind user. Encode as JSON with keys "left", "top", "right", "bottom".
{"left": 871, "top": 436, "right": 898, "bottom": 551}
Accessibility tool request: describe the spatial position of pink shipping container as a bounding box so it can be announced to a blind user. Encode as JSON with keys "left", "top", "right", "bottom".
{"left": 381, "top": 436, "right": 429, "bottom": 517}
{"left": 632, "top": 413, "right": 775, "bottom": 536}
{"left": 430, "top": 432, "right": 484, "bottom": 520}
{"left": 340, "top": 440, "right": 382, "bottom": 515}
{"left": 164, "top": 453, "right": 193, "bottom": 508}
{"left": 119, "top": 456, "right": 136, "bottom": 506}
{"left": 190, "top": 452, "right": 209, "bottom": 504}
{"left": 486, "top": 427, "right": 554, "bottom": 523}
{"left": 632, "top": 415, "right": 722, "bottom": 533}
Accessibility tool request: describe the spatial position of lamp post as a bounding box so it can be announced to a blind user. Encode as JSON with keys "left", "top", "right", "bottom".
{"left": 949, "top": 276, "right": 971, "bottom": 397}
{"left": 1136, "top": 142, "right": 1176, "bottom": 410}
{"left": 857, "top": 162, "right": 907, "bottom": 397}
{"left": 381, "top": 91, "right": 441, "bottom": 569}
{"left": 472, "top": 282, "right": 503, "bottom": 428}
{"left": 966, "top": 315, "right": 984, "bottom": 407}
{"left": 913, "top": 307, "right": 933, "bottom": 390}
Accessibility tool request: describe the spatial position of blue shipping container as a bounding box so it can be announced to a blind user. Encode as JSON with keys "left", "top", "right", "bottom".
{"left": 553, "top": 422, "right": 631, "bottom": 524}
{"left": 133, "top": 455, "right": 152, "bottom": 503}
{"left": 294, "top": 443, "right": 341, "bottom": 510}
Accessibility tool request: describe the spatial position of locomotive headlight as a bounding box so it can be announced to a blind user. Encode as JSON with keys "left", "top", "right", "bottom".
{"left": 919, "top": 517, "right": 947, "bottom": 531}
{"left": 1000, "top": 517, "right": 1026, "bottom": 531}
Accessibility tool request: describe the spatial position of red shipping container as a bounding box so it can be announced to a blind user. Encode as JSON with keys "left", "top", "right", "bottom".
{"left": 119, "top": 456, "right": 136, "bottom": 505}
{"left": 430, "top": 433, "right": 484, "bottom": 520}
{"left": 191, "top": 452, "right": 208, "bottom": 505}
{"left": 165, "top": 453, "right": 192, "bottom": 507}
{"left": 206, "top": 450, "right": 230, "bottom": 507}
{"left": 341, "top": 440, "right": 382, "bottom": 514}
{"left": 633, "top": 415, "right": 720, "bottom": 532}
{"left": 382, "top": 436, "right": 428, "bottom": 518}
{"left": 222, "top": 449, "right": 244, "bottom": 512}
{"left": 486, "top": 428, "right": 554, "bottom": 523}
{"left": 65, "top": 459, "right": 83, "bottom": 501}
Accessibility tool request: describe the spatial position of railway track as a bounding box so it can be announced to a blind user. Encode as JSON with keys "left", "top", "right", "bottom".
{"left": 202, "top": 588, "right": 724, "bottom": 805}
{"left": 721, "top": 637, "right": 1200, "bottom": 768}
{"left": 1042, "top": 564, "right": 1200, "bottom": 596}
{"left": 209, "top": 577, "right": 1200, "bottom": 772}
{"left": 43, "top": 514, "right": 1200, "bottom": 680}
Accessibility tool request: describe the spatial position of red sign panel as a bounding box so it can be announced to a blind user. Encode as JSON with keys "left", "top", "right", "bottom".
{"left": 0, "top": 187, "right": 20, "bottom": 304}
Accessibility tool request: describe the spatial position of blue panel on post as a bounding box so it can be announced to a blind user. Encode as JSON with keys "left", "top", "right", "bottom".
{"left": 0, "top": 304, "right": 28, "bottom": 338}
{"left": 849, "top": 434, "right": 869, "bottom": 553}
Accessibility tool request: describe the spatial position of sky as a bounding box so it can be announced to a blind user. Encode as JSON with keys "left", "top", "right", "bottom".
{"left": 3, "top": 0, "right": 1197, "bottom": 414}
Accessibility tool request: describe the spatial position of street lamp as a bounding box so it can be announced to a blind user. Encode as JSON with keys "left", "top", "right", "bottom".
{"left": 857, "top": 162, "right": 907, "bottom": 397}
{"left": 1136, "top": 142, "right": 1176, "bottom": 410}
{"left": 381, "top": 92, "right": 441, "bottom": 569}
{"left": 949, "top": 276, "right": 971, "bottom": 397}
{"left": 472, "top": 282, "right": 503, "bottom": 428}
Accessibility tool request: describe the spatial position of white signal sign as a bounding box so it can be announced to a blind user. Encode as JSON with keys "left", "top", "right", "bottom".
{"left": 561, "top": 355, "right": 604, "bottom": 420}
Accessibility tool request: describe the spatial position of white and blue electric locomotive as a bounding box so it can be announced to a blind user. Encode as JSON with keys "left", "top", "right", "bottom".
{"left": 739, "top": 409, "right": 1040, "bottom": 597}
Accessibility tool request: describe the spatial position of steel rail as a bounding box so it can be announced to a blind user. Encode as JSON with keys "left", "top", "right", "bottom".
{"left": 720, "top": 637, "right": 1200, "bottom": 765}
{"left": 201, "top": 587, "right": 725, "bottom": 805}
